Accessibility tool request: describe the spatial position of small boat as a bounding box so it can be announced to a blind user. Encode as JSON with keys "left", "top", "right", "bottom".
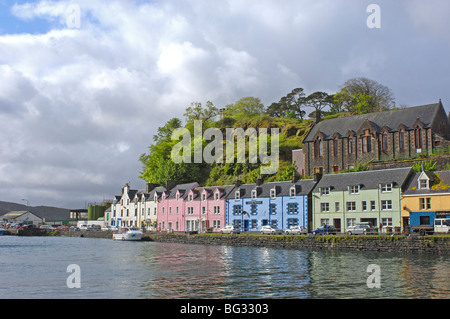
{"left": 112, "top": 227, "right": 143, "bottom": 241}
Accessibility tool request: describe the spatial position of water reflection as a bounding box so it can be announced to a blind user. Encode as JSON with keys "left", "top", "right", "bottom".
{"left": 1, "top": 236, "right": 449, "bottom": 299}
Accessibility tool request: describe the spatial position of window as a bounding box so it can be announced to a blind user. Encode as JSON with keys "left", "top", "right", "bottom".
{"left": 202, "top": 193, "right": 206, "bottom": 201}
{"left": 314, "top": 138, "right": 323, "bottom": 157}
{"left": 382, "top": 134, "right": 388, "bottom": 151}
{"left": 251, "top": 189, "right": 257, "bottom": 199}
{"left": 320, "top": 218, "right": 330, "bottom": 226}
{"left": 213, "top": 220, "right": 221, "bottom": 229}
{"left": 332, "top": 165, "right": 339, "bottom": 173}
{"left": 176, "top": 193, "right": 179, "bottom": 201}
{"left": 399, "top": 131, "right": 405, "bottom": 150}
{"left": 420, "top": 198, "right": 431, "bottom": 210}
{"left": 346, "top": 201, "right": 356, "bottom": 211}
{"left": 288, "top": 203, "right": 298, "bottom": 214}
{"left": 214, "top": 192, "right": 219, "bottom": 200}
{"left": 287, "top": 218, "right": 298, "bottom": 227}
{"left": 348, "top": 137, "right": 353, "bottom": 154}
{"left": 361, "top": 132, "right": 372, "bottom": 153}
{"left": 349, "top": 185, "right": 360, "bottom": 194}
{"left": 169, "top": 207, "right": 172, "bottom": 214}
{"left": 419, "top": 216, "right": 430, "bottom": 225}
{"left": 320, "top": 187, "right": 330, "bottom": 196}
{"left": 370, "top": 201, "right": 376, "bottom": 211}
{"left": 269, "top": 204, "right": 276, "bottom": 215}
{"left": 346, "top": 218, "right": 356, "bottom": 227}
{"left": 381, "top": 200, "right": 392, "bottom": 210}
{"left": 320, "top": 203, "right": 330, "bottom": 212}
{"left": 419, "top": 179, "right": 429, "bottom": 189}
{"left": 381, "top": 183, "right": 392, "bottom": 192}
{"left": 214, "top": 206, "right": 220, "bottom": 214}
{"left": 176, "top": 206, "right": 178, "bottom": 214}
{"left": 250, "top": 204, "right": 257, "bottom": 215}
{"left": 335, "top": 202, "right": 340, "bottom": 212}
{"left": 289, "top": 187, "right": 296, "bottom": 198}
{"left": 333, "top": 139, "right": 338, "bottom": 156}
{"left": 233, "top": 205, "right": 242, "bottom": 215}
{"left": 362, "top": 201, "right": 367, "bottom": 211}
{"left": 251, "top": 219, "right": 258, "bottom": 229}
{"left": 188, "top": 194, "right": 193, "bottom": 201}
{"left": 270, "top": 188, "right": 276, "bottom": 199}
{"left": 415, "top": 128, "right": 422, "bottom": 149}
{"left": 202, "top": 206, "right": 206, "bottom": 215}
{"left": 235, "top": 191, "right": 240, "bottom": 200}
{"left": 382, "top": 218, "right": 393, "bottom": 227}
{"left": 187, "top": 207, "right": 194, "bottom": 215}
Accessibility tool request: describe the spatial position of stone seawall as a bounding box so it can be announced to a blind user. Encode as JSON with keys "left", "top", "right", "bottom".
{"left": 7, "top": 228, "right": 450, "bottom": 254}
{"left": 144, "top": 233, "right": 450, "bottom": 255}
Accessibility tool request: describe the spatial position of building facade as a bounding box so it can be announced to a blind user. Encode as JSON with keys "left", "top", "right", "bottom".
{"left": 225, "top": 179, "right": 316, "bottom": 232}
{"left": 312, "top": 167, "right": 413, "bottom": 233}
{"left": 302, "top": 102, "right": 450, "bottom": 176}
{"left": 402, "top": 170, "right": 450, "bottom": 232}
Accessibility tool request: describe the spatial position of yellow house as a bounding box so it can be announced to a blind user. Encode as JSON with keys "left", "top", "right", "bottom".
{"left": 402, "top": 170, "right": 450, "bottom": 232}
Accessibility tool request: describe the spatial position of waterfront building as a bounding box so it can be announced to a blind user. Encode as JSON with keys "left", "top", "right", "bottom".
{"left": 302, "top": 101, "right": 450, "bottom": 176}
{"left": 111, "top": 183, "right": 139, "bottom": 227}
{"left": 0, "top": 210, "right": 43, "bottom": 227}
{"left": 402, "top": 170, "right": 450, "bottom": 231}
{"left": 312, "top": 167, "right": 413, "bottom": 233}
{"left": 134, "top": 184, "right": 166, "bottom": 231}
{"left": 157, "top": 182, "right": 199, "bottom": 232}
{"left": 225, "top": 179, "right": 316, "bottom": 232}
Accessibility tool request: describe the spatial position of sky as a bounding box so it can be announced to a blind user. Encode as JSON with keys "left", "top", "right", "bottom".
{"left": 0, "top": 0, "right": 449, "bottom": 209}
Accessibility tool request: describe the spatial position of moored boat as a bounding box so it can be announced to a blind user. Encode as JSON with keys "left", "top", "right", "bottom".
{"left": 112, "top": 227, "right": 143, "bottom": 241}
{"left": 0, "top": 227, "right": 6, "bottom": 235}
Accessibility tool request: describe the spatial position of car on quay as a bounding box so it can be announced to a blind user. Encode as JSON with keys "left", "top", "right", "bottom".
{"left": 260, "top": 225, "right": 283, "bottom": 235}
{"left": 220, "top": 225, "right": 240, "bottom": 234}
{"left": 285, "top": 225, "right": 307, "bottom": 235}
{"left": 39, "top": 224, "right": 55, "bottom": 230}
{"left": 312, "top": 225, "right": 337, "bottom": 235}
{"left": 346, "top": 223, "right": 373, "bottom": 235}
{"left": 79, "top": 224, "right": 89, "bottom": 230}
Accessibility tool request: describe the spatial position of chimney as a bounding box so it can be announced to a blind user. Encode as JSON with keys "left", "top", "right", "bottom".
{"left": 256, "top": 174, "right": 263, "bottom": 186}
{"left": 234, "top": 179, "right": 242, "bottom": 188}
{"left": 314, "top": 173, "right": 322, "bottom": 183}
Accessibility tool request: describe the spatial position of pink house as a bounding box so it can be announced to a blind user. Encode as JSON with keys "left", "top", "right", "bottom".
{"left": 157, "top": 182, "right": 234, "bottom": 233}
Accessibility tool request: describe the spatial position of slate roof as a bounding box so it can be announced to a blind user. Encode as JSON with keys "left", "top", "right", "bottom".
{"left": 304, "top": 103, "right": 442, "bottom": 142}
{"left": 165, "top": 182, "right": 199, "bottom": 199}
{"left": 225, "top": 179, "right": 316, "bottom": 199}
{"left": 403, "top": 171, "right": 450, "bottom": 195}
{"left": 313, "top": 167, "right": 413, "bottom": 192}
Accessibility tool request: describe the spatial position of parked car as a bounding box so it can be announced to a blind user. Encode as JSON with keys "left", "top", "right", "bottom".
{"left": 312, "top": 225, "right": 337, "bottom": 235}
{"left": 70, "top": 226, "right": 80, "bottom": 231}
{"left": 101, "top": 225, "right": 112, "bottom": 231}
{"left": 220, "top": 225, "right": 240, "bottom": 234}
{"left": 346, "top": 223, "right": 373, "bottom": 235}
{"left": 79, "top": 224, "right": 89, "bottom": 230}
{"left": 260, "top": 225, "right": 283, "bottom": 235}
{"left": 56, "top": 225, "right": 70, "bottom": 231}
{"left": 89, "top": 225, "right": 101, "bottom": 231}
{"left": 285, "top": 225, "right": 307, "bottom": 235}
{"left": 39, "top": 224, "right": 55, "bottom": 230}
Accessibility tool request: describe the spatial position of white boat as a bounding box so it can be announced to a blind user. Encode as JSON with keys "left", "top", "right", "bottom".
{"left": 112, "top": 227, "right": 143, "bottom": 241}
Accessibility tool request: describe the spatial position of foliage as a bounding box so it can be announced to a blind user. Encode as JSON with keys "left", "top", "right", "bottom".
{"left": 412, "top": 160, "right": 438, "bottom": 172}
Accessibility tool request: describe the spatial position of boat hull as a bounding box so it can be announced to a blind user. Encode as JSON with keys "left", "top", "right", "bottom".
{"left": 113, "top": 230, "right": 143, "bottom": 241}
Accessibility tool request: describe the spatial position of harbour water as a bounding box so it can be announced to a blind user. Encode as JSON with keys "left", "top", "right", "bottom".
{"left": 0, "top": 235, "right": 449, "bottom": 299}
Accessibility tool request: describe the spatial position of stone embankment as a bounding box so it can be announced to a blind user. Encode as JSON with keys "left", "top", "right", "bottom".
{"left": 7, "top": 228, "right": 450, "bottom": 254}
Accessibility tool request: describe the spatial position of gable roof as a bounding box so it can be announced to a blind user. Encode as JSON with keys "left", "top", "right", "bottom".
{"left": 314, "top": 167, "right": 413, "bottom": 192}
{"left": 403, "top": 171, "right": 450, "bottom": 195}
{"left": 225, "top": 179, "right": 316, "bottom": 199}
{"left": 304, "top": 102, "right": 444, "bottom": 142}
{"left": 165, "top": 182, "right": 199, "bottom": 199}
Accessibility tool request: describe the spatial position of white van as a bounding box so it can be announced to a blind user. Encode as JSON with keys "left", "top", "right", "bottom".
{"left": 434, "top": 218, "right": 450, "bottom": 234}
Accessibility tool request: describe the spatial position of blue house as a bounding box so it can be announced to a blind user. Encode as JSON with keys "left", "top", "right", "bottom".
{"left": 225, "top": 179, "right": 316, "bottom": 232}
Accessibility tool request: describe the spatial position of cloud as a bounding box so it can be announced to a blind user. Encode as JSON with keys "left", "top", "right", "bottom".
{"left": 0, "top": 0, "right": 449, "bottom": 208}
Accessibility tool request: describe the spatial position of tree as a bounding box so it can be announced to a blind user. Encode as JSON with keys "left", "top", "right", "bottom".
{"left": 339, "top": 77, "right": 395, "bottom": 113}
{"left": 224, "top": 96, "right": 265, "bottom": 119}
{"left": 152, "top": 117, "right": 182, "bottom": 143}
{"left": 184, "top": 101, "right": 218, "bottom": 123}
{"left": 266, "top": 88, "right": 306, "bottom": 119}
{"left": 304, "top": 91, "right": 333, "bottom": 120}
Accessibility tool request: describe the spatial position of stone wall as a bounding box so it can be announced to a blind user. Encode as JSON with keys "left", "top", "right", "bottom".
{"left": 144, "top": 233, "right": 450, "bottom": 254}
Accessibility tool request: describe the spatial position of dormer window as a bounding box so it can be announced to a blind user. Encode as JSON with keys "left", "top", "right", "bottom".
{"left": 270, "top": 188, "right": 276, "bottom": 199}
{"left": 289, "top": 186, "right": 296, "bottom": 198}
{"left": 419, "top": 179, "right": 429, "bottom": 189}
{"left": 214, "top": 192, "right": 219, "bottom": 200}
{"left": 176, "top": 193, "right": 179, "bottom": 201}
{"left": 251, "top": 189, "right": 257, "bottom": 199}
{"left": 349, "top": 185, "right": 360, "bottom": 194}
{"left": 188, "top": 194, "right": 193, "bottom": 201}
{"left": 381, "top": 183, "right": 392, "bottom": 192}
{"left": 202, "top": 193, "right": 206, "bottom": 201}
{"left": 320, "top": 187, "right": 330, "bottom": 196}
{"left": 235, "top": 190, "right": 240, "bottom": 200}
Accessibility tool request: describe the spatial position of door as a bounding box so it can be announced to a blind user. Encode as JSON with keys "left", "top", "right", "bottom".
{"left": 243, "top": 220, "right": 249, "bottom": 232}
{"left": 333, "top": 218, "right": 341, "bottom": 233}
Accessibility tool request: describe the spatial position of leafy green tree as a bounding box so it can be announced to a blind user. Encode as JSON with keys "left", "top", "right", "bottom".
{"left": 266, "top": 88, "right": 306, "bottom": 119}
{"left": 184, "top": 101, "right": 218, "bottom": 124}
{"left": 224, "top": 96, "right": 265, "bottom": 120}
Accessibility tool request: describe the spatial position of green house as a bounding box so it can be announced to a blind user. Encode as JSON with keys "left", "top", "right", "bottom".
{"left": 312, "top": 167, "right": 413, "bottom": 233}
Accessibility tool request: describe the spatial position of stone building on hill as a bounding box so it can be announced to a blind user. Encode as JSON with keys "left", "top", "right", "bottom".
{"left": 301, "top": 101, "right": 450, "bottom": 176}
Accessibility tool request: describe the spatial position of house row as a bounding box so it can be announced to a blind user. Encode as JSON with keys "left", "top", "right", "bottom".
{"left": 106, "top": 167, "right": 450, "bottom": 234}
